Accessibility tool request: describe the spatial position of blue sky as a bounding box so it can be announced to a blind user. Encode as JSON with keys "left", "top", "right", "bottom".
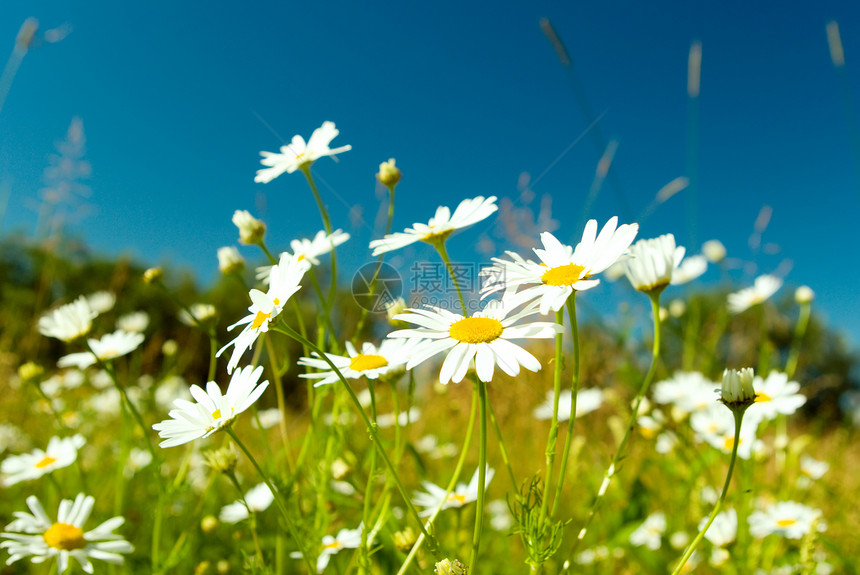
{"left": 1, "top": 0, "right": 859, "bottom": 345}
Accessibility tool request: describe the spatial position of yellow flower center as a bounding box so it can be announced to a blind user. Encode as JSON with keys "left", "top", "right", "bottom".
{"left": 541, "top": 263, "right": 587, "bottom": 287}
{"left": 43, "top": 523, "right": 86, "bottom": 550}
{"left": 323, "top": 540, "right": 342, "bottom": 550}
{"left": 446, "top": 493, "right": 467, "bottom": 505}
{"left": 212, "top": 409, "right": 222, "bottom": 419}
{"left": 755, "top": 392, "right": 772, "bottom": 403}
{"left": 251, "top": 311, "right": 271, "bottom": 330}
{"left": 449, "top": 317, "right": 504, "bottom": 344}
{"left": 35, "top": 456, "right": 57, "bottom": 469}
{"left": 421, "top": 229, "right": 454, "bottom": 243}
{"left": 776, "top": 518, "right": 797, "bottom": 527}
{"left": 723, "top": 436, "right": 742, "bottom": 451}
{"left": 349, "top": 354, "right": 388, "bottom": 372}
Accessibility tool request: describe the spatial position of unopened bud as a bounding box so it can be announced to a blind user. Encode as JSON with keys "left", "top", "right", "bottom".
{"left": 393, "top": 526, "right": 417, "bottom": 552}
{"left": 720, "top": 368, "right": 756, "bottom": 409}
{"left": 385, "top": 297, "right": 409, "bottom": 328}
{"left": 143, "top": 267, "right": 163, "bottom": 284}
{"left": 232, "top": 210, "right": 266, "bottom": 245}
{"left": 216, "top": 560, "right": 230, "bottom": 574}
{"left": 200, "top": 515, "right": 219, "bottom": 534}
{"left": 794, "top": 285, "right": 814, "bottom": 305}
{"left": 377, "top": 158, "right": 402, "bottom": 187}
{"left": 702, "top": 240, "right": 726, "bottom": 263}
{"left": 217, "top": 246, "right": 245, "bottom": 275}
{"left": 18, "top": 362, "right": 44, "bottom": 384}
{"left": 435, "top": 558, "right": 468, "bottom": 575}
{"left": 203, "top": 445, "right": 238, "bottom": 474}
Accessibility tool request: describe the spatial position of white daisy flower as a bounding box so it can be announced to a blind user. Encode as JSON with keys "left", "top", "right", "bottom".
{"left": 256, "top": 229, "right": 350, "bottom": 283}
{"left": 533, "top": 388, "right": 604, "bottom": 421}
{"left": 255, "top": 121, "right": 352, "bottom": 184}
{"left": 746, "top": 371, "right": 805, "bottom": 421}
{"left": 670, "top": 254, "right": 707, "bottom": 285}
{"left": 629, "top": 511, "right": 666, "bottom": 550}
{"left": 85, "top": 291, "right": 115, "bottom": 314}
{"left": 727, "top": 274, "right": 782, "bottom": 314}
{"left": 799, "top": 454, "right": 829, "bottom": 480}
{"left": 376, "top": 407, "right": 421, "bottom": 428}
{"left": 297, "top": 338, "right": 421, "bottom": 387}
{"left": 290, "top": 524, "right": 363, "bottom": 573}
{"left": 152, "top": 365, "right": 269, "bottom": 448}
{"left": 217, "top": 253, "right": 310, "bottom": 373}
{"left": 652, "top": 371, "right": 718, "bottom": 416}
{"left": 623, "top": 234, "right": 685, "bottom": 294}
{"left": 178, "top": 303, "right": 217, "bottom": 327}
{"left": 2, "top": 435, "right": 85, "bottom": 487}
{"left": 232, "top": 209, "right": 266, "bottom": 245}
{"left": 481, "top": 217, "right": 638, "bottom": 315}
{"left": 122, "top": 448, "right": 152, "bottom": 479}
{"left": 217, "top": 246, "right": 245, "bottom": 275}
{"left": 37, "top": 297, "right": 97, "bottom": 342}
{"left": 388, "top": 298, "right": 562, "bottom": 384}
{"left": 690, "top": 404, "right": 761, "bottom": 460}
{"left": 702, "top": 239, "right": 726, "bottom": 263}
{"left": 413, "top": 467, "right": 495, "bottom": 517}
{"left": 748, "top": 501, "right": 824, "bottom": 539}
{"left": 0, "top": 493, "right": 133, "bottom": 574}
{"left": 251, "top": 407, "right": 283, "bottom": 430}
{"left": 154, "top": 375, "right": 191, "bottom": 410}
{"left": 116, "top": 311, "right": 149, "bottom": 333}
{"left": 0, "top": 424, "right": 26, "bottom": 453}
{"left": 41, "top": 370, "right": 86, "bottom": 397}
{"left": 219, "top": 483, "right": 274, "bottom": 524}
{"left": 414, "top": 435, "right": 458, "bottom": 459}
{"left": 57, "top": 330, "right": 145, "bottom": 370}
{"left": 369, "top": 196, "right": 498, "bottom": 255}
{"left": 700, "top": 509, "right": 737, "bottom": 547}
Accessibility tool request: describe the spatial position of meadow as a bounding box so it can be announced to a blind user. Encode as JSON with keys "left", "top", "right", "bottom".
{"left": 0, "top": 119, "right": 859, "bottom": 575}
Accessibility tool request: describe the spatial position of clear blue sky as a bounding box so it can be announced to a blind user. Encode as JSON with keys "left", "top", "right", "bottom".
{"left": 1, "top": 0, "right": 859, "bottom": 345}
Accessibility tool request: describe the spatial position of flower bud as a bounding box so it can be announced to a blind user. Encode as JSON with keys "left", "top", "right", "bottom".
{"left": 794, "top": 285, "right": 814, "bottom": 305}
{"left": 143, "top": 267, "right": 163, "bottom": 284}
{"left": 162, "top": 339, "right": 178, "bottom": 356}
{"left": 216, "top": 560, "right": 230, "bottom": 574}
{"left": 702, "top": 240, "right": 726, "bottom": 263}
{"left": 200, "top": 515, "right": 219, "bottom": 534}
{"left": 376, "top": 158, "right": 401, "bottom": 187}
{"left": 393, "top": 526, "right": 417, "bottom": 552}
{"left": 435, "top": 558, "right": 468, "bottom": 575}
{"left": 720, "top": 368, "right": 756, "bottom": 409}
{"left": 17, "top": 362, "right": 44, "bottom": 384}
{"left": 385, "top": 297, "right": 409, "bottom": 328}
{"left": 218, "top": 246, "right": 245, "bottom": 275}
{"left": 203, "top": 445, "right": 238, "bottom": 474}
{"left": 232, "top": 210, "right": 266, "bottom": 245}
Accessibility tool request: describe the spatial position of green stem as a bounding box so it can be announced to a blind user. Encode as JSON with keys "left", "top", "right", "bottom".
{"left": 539, "top": 309, "right": 565, "bottom": 522}
{"left": 300, "top": 167, "right": 339, "bottom": 331}
{"left": 487, "top": 395, "right": 518, "bottom": 495}
{"left": 469, "top": 379, "right": 489, "bottom": 571}
{"left": 551, "top": 295, "right": 581, "bottom": 518}
{"left": 226, "top": 427, "right": 315, "bottom": 574}
{"left": 264, "top": 335, "right": 295, "bottom": 475}
{"left": 757, "top": 303, "right": 770, "bottom": 376}
{"left": 225, "top": 471, "right": 266, "bottom": 567}
{"left": 785, "top": 302, "right": 811, "bottom": 379}
{"left": 360, "top": 382, "right": 378, "bottom": 574}
{"left": 355, "top": 183, "right": 397, "bottom": 338}
{"left": 672, "top": 409, "right": 745, "bottom": 575}
{"left": 571, "top": 291, "right": 662, "bottom": 554}
{"left": 433, "top": 240, "right": 468, "bottom": 316}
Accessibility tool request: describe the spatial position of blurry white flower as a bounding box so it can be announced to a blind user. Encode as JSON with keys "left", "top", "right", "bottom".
{"left": 669, "top": 531, "right": 690, "bottom": 550}
{"left": 0, "top": 493, "right": 133, "bottom": 573}
{"left": 154, "top": 376, "right": 191, "bottom": 410}
{"left": 413, "top": 467, "right": 494, "bottom": 517}
{"left": 653, "top": 371, "right": 717, "bottom": 415}
{"left": 799, "top": 454, "right": 829, "bottom": 480}
{"left": 298, "top": 339, "right": 421, "bottom": 387}
{"left": 116, "top": 311, "right": 149, "bottom": 333}
{"left": 691, "top": 404, "right": 760, "bottom": 460}
{"left": 481, "top": 217, "right": 638, "bottom": 314}
{"left": 748, "top": 501, "right": 823, "bottom": 539}
{"left": 376, "top": 407, "right": 421, "bottom": 428}
{"left": 251, "top": 408, "right": 282, "bottom": 430}
{"left": 161, "top": 339, "right": 178, "bottom": 356}
{"left": 1, "top": 435, "right": 85, "bottom": 486}
{"left": 701, "top": 240, "right": 726, "bottom": 263}
{"left": 152, "top": 365, "right": 269, "bottom": 448}
{"left": 623, "top": 234, "right": 684, "bottom": 294}
{"left": 369, "top": 196, "right": 497, "bottom": 255}
{"left": 122, "top": 448, "right": 152, "bottom": 479}
{"left": 668, "top": 299, "right": 687, "bottom": 317}
{"left": 414, "top": 435, "right": 458, "bottom": 459}
{"left": 37, "top": 297, "right": 97, "bottom": 342}
{"left": 85, "top": 291, "right": 115, "bottom": 314}
{"left": 312, "top": 524, "right": 362, "bottom": 573}
{"left": 746, "top": 371, "right": 805, "bottom": 421}
{"left": 533, "top": 388, "right": 603, "bottom": 421}
{"left": 255, "top": 121, "right": 351, "bottom": 183}
{"left": 41, "top": 370, "right": 85, "bottom": 397}
{"left": 794, "top": 285, "right": 814, "bottom": 304}
{"left": 219, "top": 483, "right": 274, "bottom": 524}
{"left": 232, "top": 210, "right": 266, "bottom": 245}
{"left": 671, "top": 255, "right": 707, "bottom": 285}
{"left": 377, "top": 158, "right": 401, "bottom": 187}
{"left": 0, "top": 424, "right": 26, "bottom": 453}
{"left": 57, "top": 330, "right": 145, "bottom": 369}
{"left": 727, "top": 274, "right": 782, "bottom": 314}
{"left": 89, "top": 370, "right": 113, "bottom": 390}
{"left": 701, "top": 509, "right": 737, "bottom": 547}
{"left": 217, "top": 246, "right": 245, "bottom": 275}
{"left": 487, "top": 499, "right": 513, "bottom": 531}
{"left": 178, "top": 303, "right": 217, "bottom": 327}
{"left": 629, "top": 511, "right": 666, "bottom": 550}
{"left": 331, "top": 481, "right": 355, "bottom": 496}
{"left": 385, "top": 297, "right": 408, "bottom": 327}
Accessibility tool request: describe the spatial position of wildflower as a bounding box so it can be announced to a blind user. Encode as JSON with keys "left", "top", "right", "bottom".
{"left": 255, "top": 229, "right": 349, "bottom": 283}
{"left": 17, "top": 362, "right": 45, "bottom": 384}
{"left": 122, "top": 448, "right": 152, "bottom": 478}
{"left": 314, "top": 524, "right": 362, "bottom": 573}
{"left": 57, "top": 330, "right": 145, "bottom": 369}
{"left": 85, "top": 291, "right": 115, "bottom": 314}
{"left": 0, "top": 424, "right": 26, "bottom": 453}
{"left": 388, "top": 298, "right": 562, "bottom": 384}
{"left": 217, "top": 246, "right": 245, "bottom": 275}
{"left": 727, "top": 274, "right": 782, "bottom": 314}
{"left": 217, "top": 253, "right": 309, "bottom": 373}
{"left": 116, "top": 311, "right": 149, "bottom": 333}
{"left": 376, "top": 407, "right": 421, "bottom": 428}
{"left": 720, "top": 367, "right": 756, "bottom": 409}
{"left": 481, "top": 217, "right": 638, "bottom": 314}
{"left": 142, "top": 267, "right": 163, "bottom": 284}
{"left": 179, "top": 303, "right": 217, "bottom": 327}
{"left": 219, "top": 483, "right": 274, "bottom": 524}
{"left": 414, "top": 435, "right": 458, "bottom": 459}
{"left": 232, "top": 210, "right": 266, "bottom": 245}
{"left": 377, "top": 158, "right": 401, "bottom": 187}
{"left": 393, "top": 527, "right": 416, "bottom": 552}
{"left": 385, "top": 297, "right": 408, "bottom": 327}
{"left": 701, "top": 239, "right": 726, "bottom": 263}
{"left": 255, "top": 121, "right": 351, "bottom": 183}
{"left": 413, "top": 467, "right": 494, "bottom": 516}
{"left": 653, "top": 371, "right": 718, "bottom": 416}
{"left": 251, "top": 408, "right": 282, "bottom": 430}
{"left": 2, "top": 435, "right": 85, "bottom": 486}
{"left": 629, "top": 511, "right": 666, "bottom": 550}
{"left": 435, "top": 558, "right": 468, "bottom": 575}
{"left": 691, "top": 404, "right": 761, "bottom": 459}
{"left": 748, "top": 501, "right": 824, "bottom": 539}
{"left": 369, "top": 196, "right": 497, "bottom": 255}
{"left": 298, "top": 338, "right": 420, "bottom": 387}
{"left": 487, "top": 499, "right": 514, "bottom": 531}
{"left": 533, "top": 388, "right": 604, "bottom": 421}
{"left": 623, "top": 234, "right": 684, "bottom": 294}
{"left": 799, "top": 455, "right": 829, "bottom": 480}
{"left": 200, "top": 516, "right": 219, "bottom": 534}
{"left": 795, "top": 285, "right": 815, "bottom": 304}
{"left": 700, "top": 509, "right": 737, "bottom": 547}
{"left": 38, "top": 297, "right": 97, "bottom": 342}
{"left": 670, "top": 255, "right": 707, "bottom": 285}
{"left": 746, "top": 371, "right": 805, "bottom": 421}
{"left": 152, "top": 365, "right": 269, "bottom": 448}
{"left": 0, "top": 493, "right": 132, "bottom": 573}
{"left": 203, "top": 445, "right": 238, "bottom": 474}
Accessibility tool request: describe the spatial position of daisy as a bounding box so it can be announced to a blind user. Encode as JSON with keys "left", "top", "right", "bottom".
{"left": 219, "top": 483, "right": 274, "bottom": 524}
{"left": 690, "top": 404, "right": 761, "bottom": 460}
{"left": 313, "top": 524, "right": 363, "bottom": 573}
{"left": 2, "top": 435, "right": 85, "bottom": 486}
{"left": 481, "top": 217, "right": 638, "bottom": 315}
{"left": 799, "top": 455, "right": 829, "bottom": 480}
{"left": 369, "top": 196, "right": 498, "bottom": 255}
{"left": 533, "top": 388, "right": 604, "bottom": 421}
{"left": 376, "top": 407, "right": 421, "bottom": 428}
{"left": 256, "top": 229, "right": 350, "bottom": 284}
{"left": 37, "top": 297, "right": 97, "bottom": 342}
{"left": 629, "top": 511, "right": 666, "bottom": 550}
{"left": 178, "top": 303, "right": 217, "bottom": 327}
{"left": 748, "top": 501, "right": 823, "bottom": 539}
{"left": 85, "top": 291, "right": 115, "bottom": 314}
{"left": 746, "top": 371, "right": 805, "bottom": 422}
{"left": 57, "top": 330, "right": 145, "bottom": 369}
{"left": 255, "top": 121, "right": 352, "bottom": 183}
{"left": 251, "top": 408, "right": 283, "bottom": 430}
{"left": 623, "top": 234, "right": 685, "bottom": 294}
{"left": 152, "top": 365, "right": 269, "bottom": 448}
{"left": 297, "top": 338, "right": 422, "bottom": 387}
{"left": 0, "top": 493, "right": 133, "bottom": 573}
{"left": 41, "top": 370, "right": 86, "bottom": 397}
{"left": 217, "top": 246, "right": 245, "bottom": 275}
{"left": 377, "top": 158, "right": 401, "bottom": 187}
{"left": 652, "top": 371, "right": 718, "bottom": 416}
{"left": 670, "top": 254, "right": 707, "bottom": 285}
{"left": 232, "top": 210, "right": 266, "bottom": 245}
{"left": 388, "top": 298, "right": 562, "bottom": 384}
{"left": 217, "top": 252, "right": 310, "bottom": 373}
{"left": 727, "top": 274, "right": 782, "bottom": 314}
{"left": 116, "top": 311, "right": 149, "bottom": 333}
{"left": 700, "top": 509, "right": 737, "bottom": 547}
{"left": 413, "top": 467, "right": 495, "bottom": 517}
